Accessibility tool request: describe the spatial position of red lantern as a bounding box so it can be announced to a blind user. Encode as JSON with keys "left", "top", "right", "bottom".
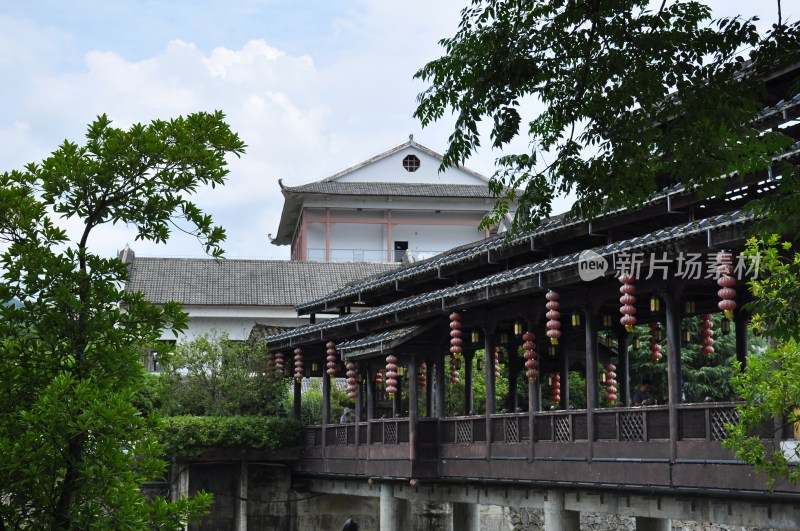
{"left": 375, "top": 369, "right": 384, "bottom": 388}
{"left": 552, "top": 373, "right": 561, "bottom": 406}
{"left": 419, "top": 361, "right": 427, "bottom": 390}
{"left": 700, "top": 313, "right": 715, "bottom": 358}
{"left": 450, "top": 312, "right": 463, "bottom": 384}
{"left": 494, "top": 346, "right": 501, "bottom": 379}
{"left": 449, "top": 355, "right": 460, "bottom": 384}
{"left": 619, "top": 274, "right": 637, "bottom": 332}
{"left": 717, "top": 251, "right": 737, "bottom": 318}
{"left": 346, "top": 361, "right": 358, "bottom": 400}
{"left": 606, "top": 363, "right": 618, "bottom": 406}
{"left": 649, "top": 322, "right": 662, "bottom": 362}
{"left": 275, "top": 351, "right": 285, "bottom": 372}
{"left": 326, "top": 341, "right": 338, "bottom": 378}
{"left": 386, "top": 354, "right": 398, "bottom": 398}
{"left": 293, "top": 347, "right": 304, "bottom": 382}
{"left": 546, "top": 290, "right": 562, "bottom": 345}
{"left": 523, "top": 331, "right": 538, "bottom": 381}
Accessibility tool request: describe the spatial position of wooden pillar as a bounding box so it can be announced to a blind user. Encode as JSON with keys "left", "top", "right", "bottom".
{"left": 293, "top": 378, "right": 302, "bottom": 421}
{"left": 322, "top": 368, "right": 331, "bottom": 425}
{"left": 484, "top": 324, "right": 497, "bottom": 459}
{"left": 355, "top": 363, "right": 362, "bottom": 450}
{"left": 425, "top": 357, "right": 434, "bottom": 417}
{"left": 393, "top": 374, "right": 402, "bottom": 417}
{"left": 735, "top": 310, "right": 749, "bottom": 370}
{"left": 664, "top": 286, "right": 683, "bottom": 463}
{"left": 464, "top": 351, "right": 474, "bottom": 415}
{"left": 560, "top": 342, "right": 570, "bottom": 410}
{"left": 508, "top": 344, "right": 519, "bottom": 411}
{"left": 585, "top": 306, "right": 599, "bottom": 462}
{"left": 436, "top": 353, "right": 446, "bottom": 418}
{"left": 617, "top": 327, "right": 630, "bottom": 407}
{"left": 408, "top": 354, "right": 419, "bottom": 461}
{"left": 366, "top": 365, "right": 374, "bottom": 457}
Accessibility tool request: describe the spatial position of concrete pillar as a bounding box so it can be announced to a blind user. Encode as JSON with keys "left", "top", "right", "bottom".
{"left": 452, "top": 502, "right": 480, "bottom": 531}
{"left": 235, "top": 461, "right": 248, "bottom": 531}
{"left": 380, "top": 484, "right": 399, "bottom": 531}
{"left": 544, "top": 490, "right": 579, "bottom": 531}
{"left": 636, "top": 516, "right": 670, "bottom": 531}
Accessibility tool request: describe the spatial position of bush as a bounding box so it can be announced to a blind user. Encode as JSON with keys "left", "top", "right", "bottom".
{"left": 161, "top": 416, "right": 302, "bottom": 458}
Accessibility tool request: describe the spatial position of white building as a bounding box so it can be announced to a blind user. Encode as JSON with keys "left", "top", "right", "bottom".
{"left": 270, "top": 138, "right": 503, "bottom": 263}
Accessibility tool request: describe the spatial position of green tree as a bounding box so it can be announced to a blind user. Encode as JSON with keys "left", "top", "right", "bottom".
{"left": 415, "top": 1, "right": 799, "bottom": 234}
{"left": 157, "top": 332, "right": 288, "bottom": 417}
{"left": 0, "top": 112, "right": 245, "bottom": 529}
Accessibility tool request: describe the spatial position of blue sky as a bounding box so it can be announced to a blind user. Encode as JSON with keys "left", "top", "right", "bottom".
{"left": 0, "top": 1, "right": 793, "bottom": 260}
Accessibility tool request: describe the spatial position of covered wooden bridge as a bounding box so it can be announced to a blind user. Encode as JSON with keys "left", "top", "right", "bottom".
{"left": 261, "top": 83, "right": 800, "bottom": 530}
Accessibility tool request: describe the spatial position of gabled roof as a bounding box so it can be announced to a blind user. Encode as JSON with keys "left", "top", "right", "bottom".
{"left": 270, "top": 139, "right": 493, "bottom": 246}
{"left": 126, "top": 257, "right": 399, "bottom": 307}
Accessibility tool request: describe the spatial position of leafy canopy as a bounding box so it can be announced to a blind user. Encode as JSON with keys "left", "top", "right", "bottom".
{"left": 0, "top": 111, "right": 244, "bottom": 529}
{"left": 415, "top": 0, "right": 800, "bottom": 233}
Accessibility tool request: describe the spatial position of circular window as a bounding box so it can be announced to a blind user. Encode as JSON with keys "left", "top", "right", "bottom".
{"left": 403, "top": 154, "right": 420, "bottom": 172}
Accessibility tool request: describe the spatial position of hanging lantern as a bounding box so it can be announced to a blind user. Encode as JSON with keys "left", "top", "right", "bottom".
{"left": 700, "top": 313, "right": 715, "bottom": 358}
{"left": 685, "top": 300, "right": 696, "bottom": 315}
{"left": 648, "top": 322, "right": 662, "bottom": 362}
{"left": 500, "top": 331, "right": 509, "bottom": 345}
{"left": 385, "top": 354, "right": 398, "bottom": 398}
{"left": 552, "top": 373, "right": 562, "bottom": 406}
{"left": 721, "top": 317, "right": 731, "bottom": 335}
{"left": 606, "top": 363, "right": 618, "bottom": 406}
{"left": 717, "top": 251, "right": 737, "bottom": 318}
{"left": 293, "top": 348, "right": 304, "bottom": 382}
{"left": 375, "top": 368, "right": 384, "bottom": 388}
{"left": 418, "top": 361, "right": 427, "bottom": 390}
{"left": 476, "top": 355, "right": 484, "bottom": 371}
{"left": 545, "top": 290, "right": 562, "bottom": 345}
{"left": 449, "top": 355, "right": 460, "bottom": 384}
{"left": 683, "top": 329, "right": 692, "bottom": 343}
{"left": 603, "top": 315, "right": 613, "bottom": 328}
{"left": 619, "top": 274, "right": 637, "bottom": 332}
{"left": 650, "top": 295, "right": 661, "bottom": 313}
{"left": 494, "top": 347, "right": 501, "bottom": 379}
{"left": 326, "top": 341, "right": 338, "bottom": 378}
{"left": 523, "top": 331, "right": 538, "bottom": 381}
{"left": 514, "top": 321, "right": 523, "bottom": 335}
{"left": 450, "top": 311, "right": 463, "bottom": 360}
{"left": 571, "top": 310, "right": 582, "bottom": 327}
{"left": 633, "top": 336, "right": 641, "bottom": 350}
{"left": 549, "top": 345, "right": 557, "bottom": 358}
{"left": 346, "top": 361, "right": 358, "bottom": 400}
{"left": 275, "top": 351, "right": 285, "bottom": 373}
{"left": 311, "top": 361, "right": 319, "bottom": 373}
{"left": 471, "top": 329, "right": 480, "bottom": 344}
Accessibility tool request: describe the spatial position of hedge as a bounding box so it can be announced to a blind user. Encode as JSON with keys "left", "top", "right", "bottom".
{"left": 161, "top": 416, "right": 302, "bottom": 458}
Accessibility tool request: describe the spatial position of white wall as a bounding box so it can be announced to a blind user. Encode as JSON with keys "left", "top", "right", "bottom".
{"left": 330, "top": 222, "right": 385, "bottom": 262}
{"left": 335, "top": 146, "right": 486, "bottom": 185}
{"left": 160, "top": 306, "right": 306, "bottom": 342}
{"left": 392, "top": 224, "right": 485, "bottom": 260}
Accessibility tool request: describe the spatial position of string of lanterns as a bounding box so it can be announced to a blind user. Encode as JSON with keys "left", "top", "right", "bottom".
{"left": 523, "top": 331, "right": 538, "bottom": 381}
{"left": 700, "top": 314, "right": 715, "bottom": 358}
{"left": 268, "top": 352, "right": 276, "bottom": 372}
{"left": 385, "top": 354, "right": 398, "bottom": 398}
{"left": 346, "top": 361, "right": 358, "bottom": 400}
{"left": 326, "top": 341, "right": 338, "bottom": 378}
{"left": 605, "top": 363, "right": 618, "bottom": 405}
{"left": 450, "top": 312, "right": 462, "bottom": 385}
{"left": 375, "top": 368, "right": 383, "bottom": 388}
{"left": 418, "top": 361, "right": 427, "bottom": 389}
{"left": 293, "top": 347, "right": 304, "bottom": 382}
{"left": 649, "top": 322, "right": 662, "bottom": 362}
{"left": 619, "top": 274, "right": 637, "bottom": 332}
{"left": 545, "top": 290, "right": 562, "bottom": 345}
{"left": 494, "top": 347, "right": 501, "bottom": 380}
{"left": 275, "top": 351, "right": 285, "bottom": 373}
{"left": 717, "top": 251, "right": 737, "bottom": 318}
{"left": 551, "top": 373, "right": 561, "bottom": 406}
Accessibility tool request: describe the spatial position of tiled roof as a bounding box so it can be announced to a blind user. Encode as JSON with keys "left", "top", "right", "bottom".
{"left": 266, "top": 210, "right": 755, "bottom": 347}
{"left": 126, "top": 258, "right": 399, "bottom": 307}
{"left": 281, "top": 181, "right": 494, "bottom": 198}
{"left": 337, "top": 326, "right": 423, "bottom": 359}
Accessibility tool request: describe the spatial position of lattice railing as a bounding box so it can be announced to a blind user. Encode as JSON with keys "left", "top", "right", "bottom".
{"left": 336, "top": 426, "right": 347, "bottom": 445}
{"left": 620, "top": 412, "right": 644, "bottom": 442}
{"left": 711, "top": 408, "right": 739, "bottom": 441}
{"left": 555, "top": 417, "right": 571, "bottom": 442}
{"left": 505, "top": 418, "right": 520, "bottom": 443}
{"left": 305, "top": 430, "right": 317, "bottom": 447}
{"left": 456, "top": 420, "right": 473, "bottom": 444}
{"left": 384, "top": 422, "right": 398, "bottom": 445}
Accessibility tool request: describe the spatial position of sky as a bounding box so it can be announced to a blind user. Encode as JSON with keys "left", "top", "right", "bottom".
{"left": 0, "top": 1, "right": 792, "bottom": 260}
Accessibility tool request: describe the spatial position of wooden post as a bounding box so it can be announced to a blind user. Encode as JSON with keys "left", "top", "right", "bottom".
{"left": 561, "top": 341, "right": 570, "bottom": 410}
{"left": 436, "top": 352, "right": 446, "bottom": 418}
{"left": 293, "top": 378, "right": 302, "bottom": 421}
{"left": 585, "top": 305, "right": 599, "bottom": 463}
{"left": 617, "top": 326, "right": 630, "bottom": 407}
{"left": 366, "top": 365, "right": 374, "bottom": 459}
{"left": 664, "top": 286, "right": 684, "bottom": 463}
{"left": 464, "top": 351, "right": 474, "bottom": 415}
{"left": 425, "top": 357, "right": 434, "bottom": 417}
{"left": 735, "top": 310, "right": 749, "bottom": 370}
{"left": 484, "top": 324, "right": 497, "bottom": 459}
{"left": 408, "top": 354, "right": 419, "bottom": 461}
